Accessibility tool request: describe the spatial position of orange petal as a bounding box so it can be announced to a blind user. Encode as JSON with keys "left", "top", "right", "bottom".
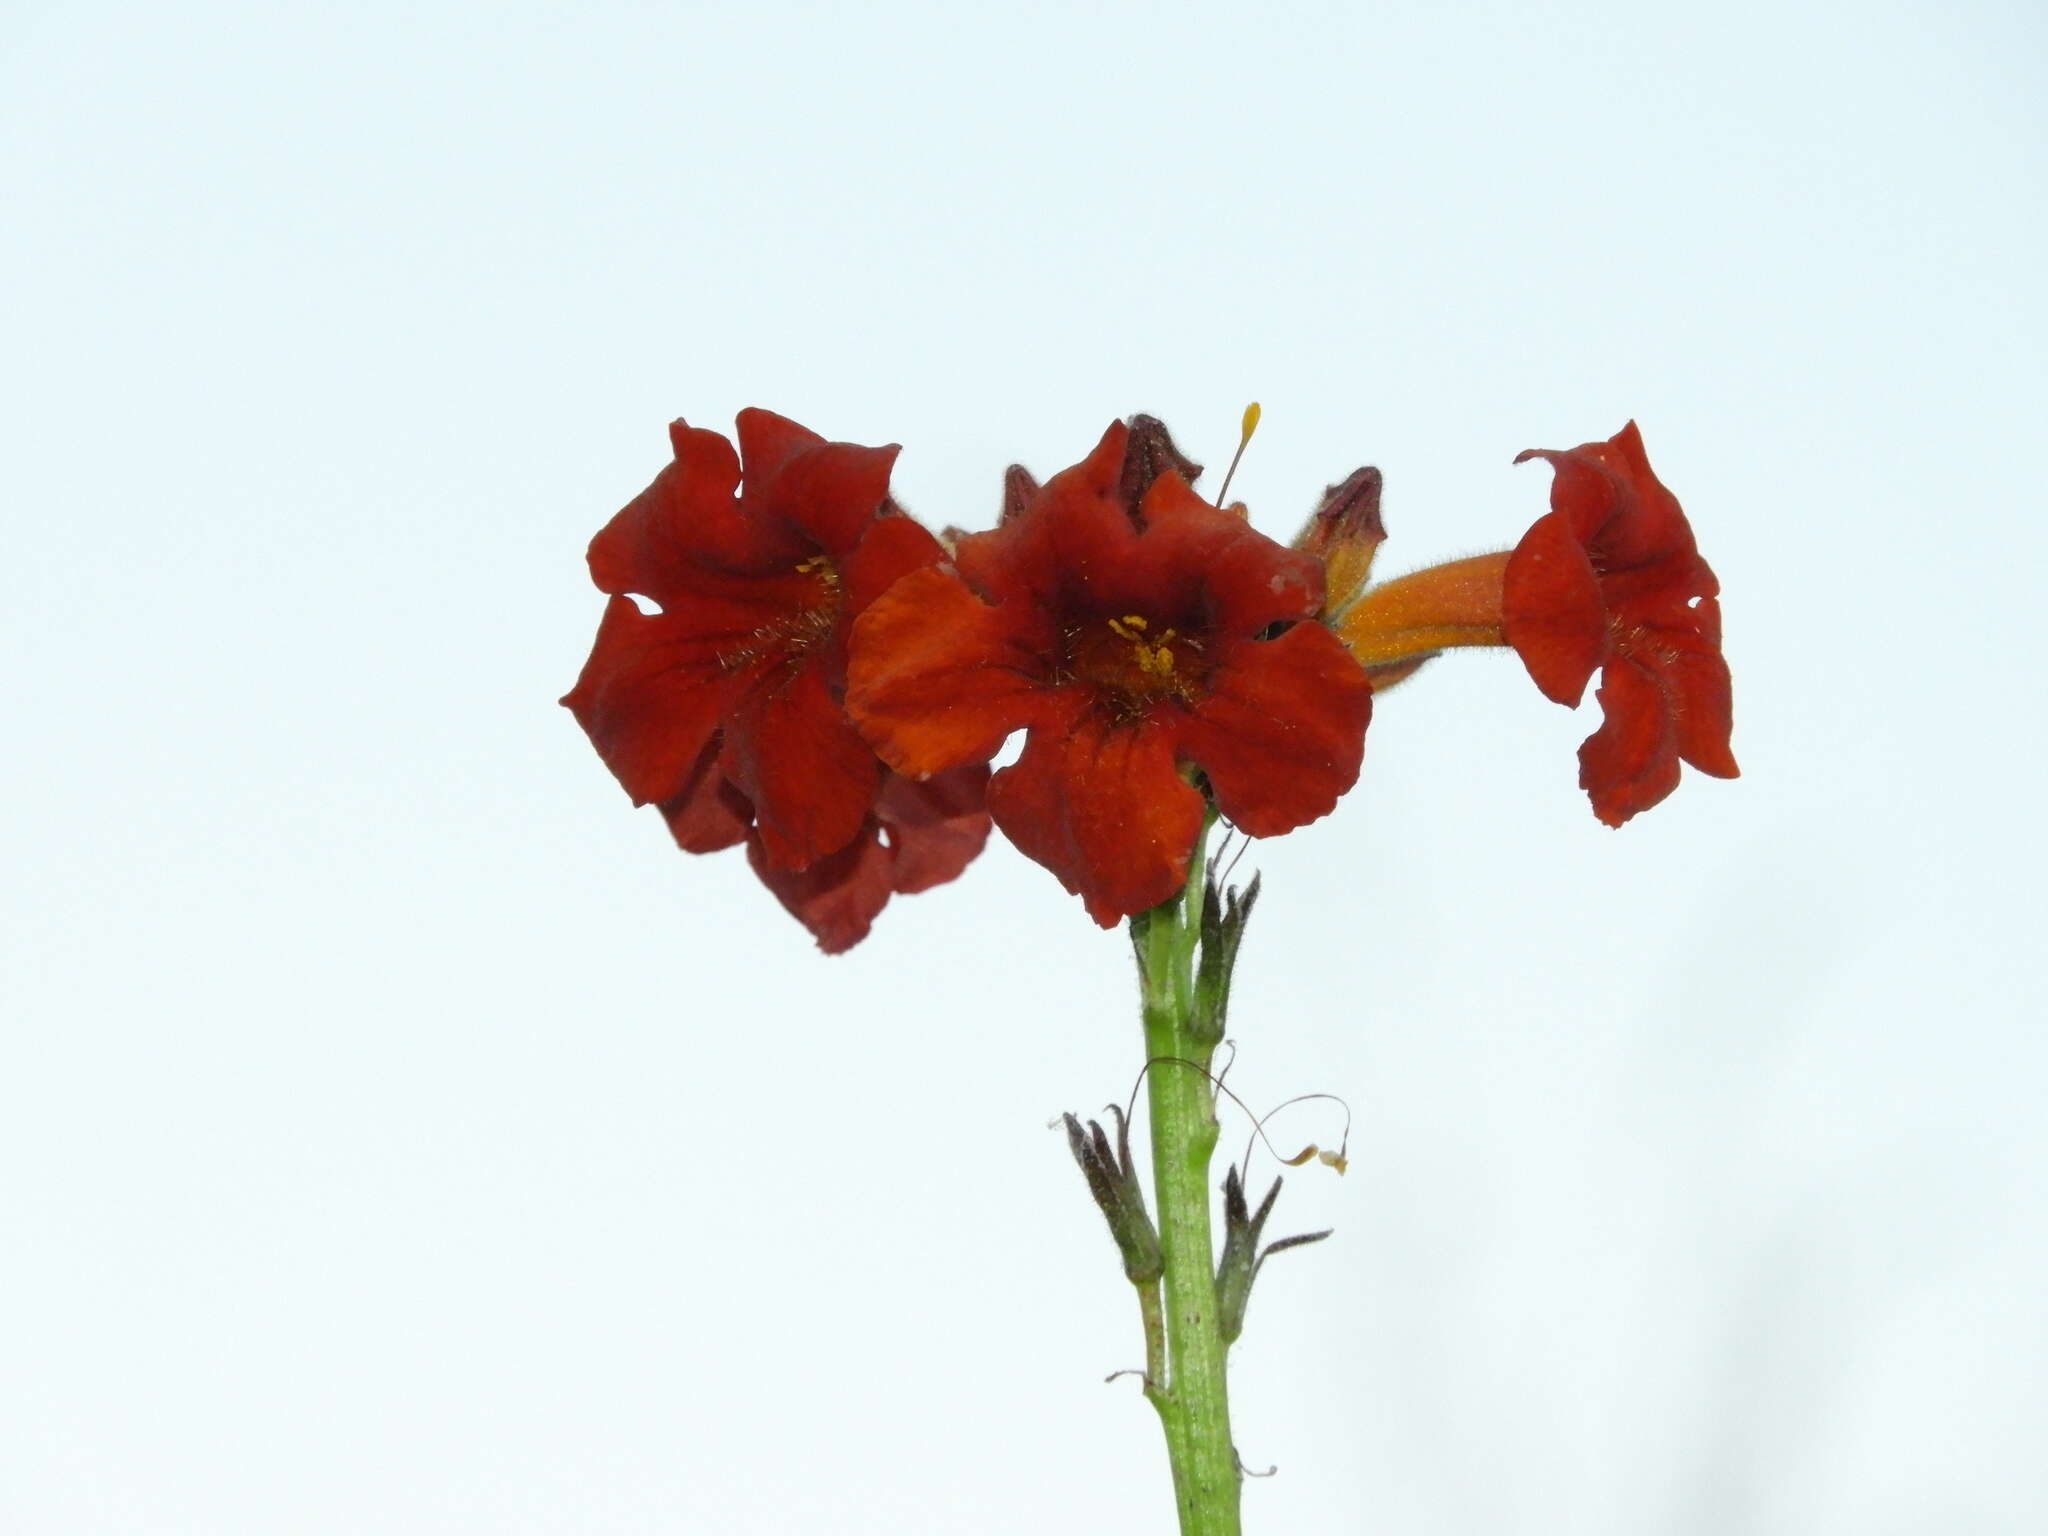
{"left": 1179, "top": 626, "right": 1371, "bottom": 838}
{"left": 1502, "top": 510, "right": 1606, "bottom": 706}
{"left": 989, "top": 714, "right": 1205, "bottom": 927}
{"left": 844, "top": 567, "right": 1062, "bottom": 778}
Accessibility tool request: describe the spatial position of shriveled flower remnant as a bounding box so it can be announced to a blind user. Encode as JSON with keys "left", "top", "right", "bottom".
{"left": 561, "top": 409, "right": 988, "bottom": 952}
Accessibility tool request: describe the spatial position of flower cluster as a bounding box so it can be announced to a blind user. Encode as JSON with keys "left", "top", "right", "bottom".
{"left": 564, "top": 411, "right": 1736, "bottom": 949}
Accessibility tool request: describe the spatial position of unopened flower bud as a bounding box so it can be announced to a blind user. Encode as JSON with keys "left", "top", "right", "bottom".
{"left": 1117, "top": 415, "right": 1204, "bottom": 524}
{"left": 999, "top": 464, "right": 1040, "bottom": 525}
{"left": 1294, "top": 466, "right": 1386, "bottom": 618}
{"left": 1215, "top": 1164, "right": 1332, "bottom": 1346}
{"left": 1063, "top": 1106, "right": 1162, "bottom": 1285}
{"left": 1191, "top": 869, "right": 1261, "bottom": 1046}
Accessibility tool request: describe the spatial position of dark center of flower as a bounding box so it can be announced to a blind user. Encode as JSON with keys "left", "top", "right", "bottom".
{"left": 717, "top": 554, "right": 841, "bottom": 674}
{"left": 1063, "top": 613, "right": 1208, "bottom": 716}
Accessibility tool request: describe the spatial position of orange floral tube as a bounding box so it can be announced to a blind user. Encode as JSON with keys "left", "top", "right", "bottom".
{"left": 1333, "top": 550, "right": 1510, "bottom": 669}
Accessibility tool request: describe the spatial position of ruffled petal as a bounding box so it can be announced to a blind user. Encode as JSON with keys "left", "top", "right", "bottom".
{"left": 1533, "top": 422, "right": 1697, "bottom": 573}
{"left": 738, "top": 410, "right": 900, "bottom": 559}
{"left": 954, "top": 422, "right": 1130, "bottom": 607}
{"left": 1178, "top": 625, "right": 1372, "bottom": 837}
{"left": 1661, "top": 612, "right": 1739, "bottom": 779}
{"left": 989, "top": 714, "right": 1206, "bottom": 927}
{"left": 1502, "top": 508, "right": 1608, "bottom": 706}
{"left": 774, "top": 441, "right": 902, "bottom": 557}
{"left": 876, "top": 765, "right": 993, "bottom": 894}
{"left": 845, "top": 567, "right": 1065, "bottom": 778}
{"left": 1132, "top": 475, "right": 1324, "bottom": 631}
{"left": 1577, "top": 656, "right": 1682, "bottom": 827}
{"left": 732, "top": 408, "right": 826, "bottom": 491}
{"left": 746, "top": 822, "right": 895, "bottom": 955}
{"left": 842, "top": 513, "right": 947, "bottom": 619}
{"left": 658, "top": 736, "right": 753, "bottom": 853}
{"left": 587, "top": 422, "right": 805, "bottom": 602}
{"left": 722, "top": 660, "right": 880, "bottom": 871}
{"left": 585, "top": 423, "right": 737, "bottom": 601}
{"left": 560, "top": 595, "right": 728, "bottom": 806}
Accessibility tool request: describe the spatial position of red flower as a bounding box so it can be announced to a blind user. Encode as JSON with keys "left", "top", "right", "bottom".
{"left": 562, "top": 410, "right": 990, "bottom": 951}
{"left": 1503, "top": 421, "right": 1738, "bottom": 827}
{"left": 845, "top": 421, "right": 1372, "bottom": 927}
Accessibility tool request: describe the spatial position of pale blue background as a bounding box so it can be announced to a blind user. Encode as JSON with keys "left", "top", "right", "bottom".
{"left": 4, "top": 2, "right": 2043, "bottom": 1531}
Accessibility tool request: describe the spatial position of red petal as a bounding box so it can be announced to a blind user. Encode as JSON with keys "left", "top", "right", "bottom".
{"left": 560, "top": 595, "right": 728, "bottom": 806}
{"left": 732, "top": 408, "right": 826, "bottom": 489}
{"left": 1134, "top": 475, "right": 1324, "bottom": 631}
{"left": 1589, "top": 423, "right": 1697, "bottom": 571}
{"left": 1663, "top": 612, "right": 1739, "bottom": 779}
{"left": 1502, "top": 509, "right": 1607, "bottom": 706}
{"left": 989, "top": 713, "right": 1205, "bottom": 927}
{"left": 658, "top": 736, "right": 753, "bottom": 852}
{"left": 747, "top": 822, "right": 895, "bottom": 954}
{"left": 1577, "top": 656, "right": 1682, "bottom": 827}
{"left": 954, "top": 423, "right": 1129, "bottom": 607}
{"left": 876, "top": 765, "right": 992, "bottom": 894}
{"left": 776, "top": 441, "right": 901, "bottom": 556}
{"left": 722, "top": 660, "right": 880, "bottom": 871}
{"left": 588, "top": 422, "right": 804, "bottom": 604}
{"left": 738, "top": 410, "right": 900, "bottom": 559}
{"left": 1179, "top": 625, "right": 1372, "bottom": 837}
{"left": 842, "top": 513, "right": 947, "bottom": 620}
{"left": 845, "top": 567, "right": 1065, "bottom": 779}
{"left": 1515, "top": 423, "right": 1699, "bottom": 588}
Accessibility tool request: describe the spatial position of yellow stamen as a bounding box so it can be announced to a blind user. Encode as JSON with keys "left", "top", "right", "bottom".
{"left": 1215, "top": 401, "right": 1261, "bottom": 507}
{"left": 1105, "top": 618, "right": 1185, "bottom": 681}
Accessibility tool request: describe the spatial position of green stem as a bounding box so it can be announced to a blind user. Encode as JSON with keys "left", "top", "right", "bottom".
{"left": 1135, "top": 822, "right": 1240, "bottom": 1536}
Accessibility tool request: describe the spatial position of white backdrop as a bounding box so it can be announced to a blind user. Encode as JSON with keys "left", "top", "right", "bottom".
{"left": 4, "top": 2, "right": 2043, "bottom": 1531}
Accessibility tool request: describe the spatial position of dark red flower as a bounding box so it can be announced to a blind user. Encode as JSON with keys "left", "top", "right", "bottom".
{"left": 562, "top": 410, "right": 990, "bottom": 950}
{"left": 845, "top": 421, "right": 1372, "bottom": 927}
{"left": 1503, "top": 421, "right": 1738, "bottom": 827}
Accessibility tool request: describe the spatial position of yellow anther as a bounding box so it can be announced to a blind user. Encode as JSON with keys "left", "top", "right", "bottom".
{"left": 1135, "top": 641, "right": 1178, "bottom": 678}
{"left": 1120, "top": 614, "right": 1149, "bottom": 630}
{"left": 1216, "top": 401, "right": 1262, "bottom": 507}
